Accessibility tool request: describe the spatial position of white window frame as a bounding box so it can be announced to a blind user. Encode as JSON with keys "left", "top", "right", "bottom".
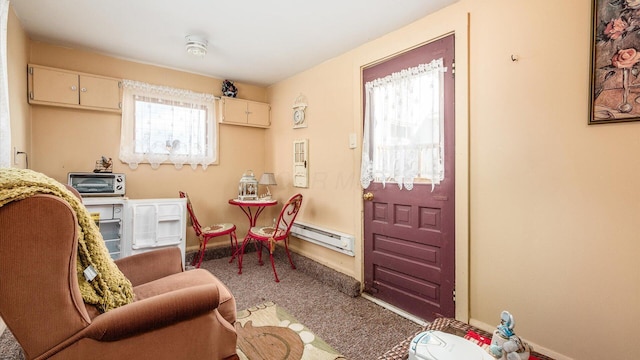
{"left": 119, "top": 80, "right": 218, "bottom": 170}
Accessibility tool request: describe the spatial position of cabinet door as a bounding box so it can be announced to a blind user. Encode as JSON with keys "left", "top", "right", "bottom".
{"left": 293, "top": 139, "right": 309, "bottom": 187}
{"left": 80, "top": 75, "right": 121, "bottom": 110}
{"left": 155, "top": 202, "right": 184, "bottom": 247}
{"left": 130, "top": 203, "right": 158, "bottom": 249}
{"left": 221, "top": 97, "right": 249, "bottom": 124}
{"left": 129, "top": 200, "right": 184, "bottom": 249}
{"left": 30, "top": 66, "right": 79, "bottom": 105}
{"left": 248, "top": 101, "right": 270, "bottom": 127}
{"left": 220, "top": 97, "right": 270, "bottom": 128}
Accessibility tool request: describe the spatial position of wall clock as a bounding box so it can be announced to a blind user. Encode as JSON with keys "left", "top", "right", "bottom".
{"left": 293, "top": 107, "right": 306, "bottom": 126}
{"left": 292, "top": 94, "right": 308, "bottom": 129}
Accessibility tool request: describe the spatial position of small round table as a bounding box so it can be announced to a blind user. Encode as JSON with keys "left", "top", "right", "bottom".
{"left": 228, "top": 198, "right": 278, "bottom": 228}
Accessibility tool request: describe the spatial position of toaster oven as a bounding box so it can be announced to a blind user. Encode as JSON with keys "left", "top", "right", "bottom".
{"left": 67, "top": 172, "right": 126, "bottom": 196}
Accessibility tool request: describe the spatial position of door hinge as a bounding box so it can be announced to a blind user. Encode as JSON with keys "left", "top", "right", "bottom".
{"left": 29, "top": 91, "right": 33, "bottom": 100}
{"left": 28, "top": 67, "right": 33, "bottom": 75}
{"left": 453, "top": 289, "right": 456, "bottom": 302}
{"left": 451, "top": 60, "right": 455, "bottom": 76}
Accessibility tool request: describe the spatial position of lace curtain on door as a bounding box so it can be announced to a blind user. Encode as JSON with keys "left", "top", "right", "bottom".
{"left": 360, "top": 58, "right": 446, "bottom": 190}
{"left": 119, "top": 80, "right": 216, "bottom": 170}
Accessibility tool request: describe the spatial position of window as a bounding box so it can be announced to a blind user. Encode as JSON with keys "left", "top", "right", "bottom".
{"left": 360, "top": 58, "right": 446, "bottom": 190}
{"left": 119, "top": 80, "right": 217, "bottom": 170}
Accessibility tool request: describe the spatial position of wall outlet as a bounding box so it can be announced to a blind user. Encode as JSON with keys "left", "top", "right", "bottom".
{"left": 13, "top": 147, "right": 18, "bottom": 165}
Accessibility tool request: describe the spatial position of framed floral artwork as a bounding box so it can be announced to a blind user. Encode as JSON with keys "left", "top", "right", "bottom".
{"left": 590, "top": 0, "right": 640, "bottom": 124}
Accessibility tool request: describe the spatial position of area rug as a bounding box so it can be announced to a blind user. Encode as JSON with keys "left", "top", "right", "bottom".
{"left": 0, "top": 302, "right": 344, "bottom": 360}
{"left": 236, "top": 301, "right": 345, "bottom": 360}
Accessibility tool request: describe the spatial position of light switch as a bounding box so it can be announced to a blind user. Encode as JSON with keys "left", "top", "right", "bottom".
{"left": 349, "top": 133, "right": 357, "bottom": 149}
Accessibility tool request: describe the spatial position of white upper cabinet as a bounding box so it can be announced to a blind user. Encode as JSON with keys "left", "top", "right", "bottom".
{"left": 28, "top": 64, "right": 122, "bottom": 112}
{"left": 219, "top": 96, "right": 270, "bottom": 128}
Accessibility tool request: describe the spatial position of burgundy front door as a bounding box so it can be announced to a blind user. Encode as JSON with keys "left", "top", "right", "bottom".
{"left": 362, "top": 34, "right": 455, "bottom": 322}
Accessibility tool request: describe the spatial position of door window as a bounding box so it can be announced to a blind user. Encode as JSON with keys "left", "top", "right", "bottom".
{"left": 360, "top": 59, "right": 446, "bottom": 190}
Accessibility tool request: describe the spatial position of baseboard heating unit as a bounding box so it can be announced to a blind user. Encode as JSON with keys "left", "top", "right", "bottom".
{"left": 290, "top": 221, "right": 355, "bottom": 256}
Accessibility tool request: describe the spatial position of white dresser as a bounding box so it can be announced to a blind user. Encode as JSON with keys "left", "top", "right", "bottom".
{"left": 123, "top": 198, "right": 186, "bottom": 265}
{"left": 82, "top": 197, "right": 186, "bottom": 265}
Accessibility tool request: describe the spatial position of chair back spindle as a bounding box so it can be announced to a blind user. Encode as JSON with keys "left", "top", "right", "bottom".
{"left": 237, "top": 193, "right": 303, "bottom": 282}
{"left": 275, "top": 194, "right": 303, "bottom": 236}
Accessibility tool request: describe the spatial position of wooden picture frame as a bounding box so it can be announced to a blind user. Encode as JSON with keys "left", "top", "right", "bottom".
{"left": 590, "top": 0, "right": 640, "bottom": 124}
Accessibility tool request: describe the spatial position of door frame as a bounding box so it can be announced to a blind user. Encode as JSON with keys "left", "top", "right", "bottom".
{"left": 362, "top": 34, "right": 456, "bottom": 321}
{"left": 354, "top": 20, "right": 470, "bottom": 323}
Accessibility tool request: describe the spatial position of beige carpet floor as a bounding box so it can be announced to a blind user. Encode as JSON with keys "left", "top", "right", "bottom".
{"left": 204, "top": 251, "right": 423, "bottom": 359}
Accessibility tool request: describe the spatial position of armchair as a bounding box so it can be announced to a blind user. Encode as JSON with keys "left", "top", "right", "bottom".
{"left": 0, "top": 193, "right": 238, "bottom": 359}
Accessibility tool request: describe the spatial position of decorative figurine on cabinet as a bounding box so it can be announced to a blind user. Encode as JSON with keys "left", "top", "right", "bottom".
{"left": 222, "top": 79, "right": 238, "bottom": 98}
{"left": 94, "top": 156, "right": 113, "bottom": 173}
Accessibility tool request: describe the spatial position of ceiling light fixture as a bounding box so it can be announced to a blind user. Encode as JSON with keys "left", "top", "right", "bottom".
{"left": 185, "top": 35, "right": 208, "bottom": 57}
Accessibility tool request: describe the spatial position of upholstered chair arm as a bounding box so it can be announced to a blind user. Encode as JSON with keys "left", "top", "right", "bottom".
{"left": 83, "top": 283, "right": 220, "bottom": 341}
{"left": 115, "top": 247, "right": 183, "bottom": 286}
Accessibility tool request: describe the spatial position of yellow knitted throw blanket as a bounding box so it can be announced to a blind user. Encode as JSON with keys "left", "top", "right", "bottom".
{"left": 0, "top": 168, "right": 133, "bottom": 312}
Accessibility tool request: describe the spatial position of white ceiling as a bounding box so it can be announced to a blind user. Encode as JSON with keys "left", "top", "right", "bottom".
{"left": 11, "top": 0, "right": 458, "bottom": 86}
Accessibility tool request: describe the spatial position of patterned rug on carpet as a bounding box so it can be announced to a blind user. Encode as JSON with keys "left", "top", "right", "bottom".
{"left": 0, "top": 302, "right": 344, "bottom": 360}
{"left": 236, "top": 301, "right": 345, "bottom": 360}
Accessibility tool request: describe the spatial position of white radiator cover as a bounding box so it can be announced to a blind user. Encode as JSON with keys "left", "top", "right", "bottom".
{"left": 290, "top": 221, "right": 355, "bottom": 256}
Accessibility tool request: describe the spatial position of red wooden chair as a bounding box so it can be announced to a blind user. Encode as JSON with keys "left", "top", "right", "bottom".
{"left": 179, "top": 191, "right": 238, "bottom": 268}
{"left": 237, "top": 193, "right": 303, "bottom": 282}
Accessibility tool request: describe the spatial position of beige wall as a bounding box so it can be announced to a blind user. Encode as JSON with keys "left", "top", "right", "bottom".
{"left": 7, "top": 0, "right": 640, "bottom": 359}
{"left": 468, "top": 1, "right": 636, "bottom": 359}
{"left": 7, "top": 6, "right": 30, "bottom": 168}
{"left": 267, "top": 0, "right": 638, "bottom": 359}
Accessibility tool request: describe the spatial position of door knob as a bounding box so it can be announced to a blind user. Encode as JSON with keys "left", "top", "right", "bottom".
{"left": 363, "top": 192, "right": 374, "bottom": 201}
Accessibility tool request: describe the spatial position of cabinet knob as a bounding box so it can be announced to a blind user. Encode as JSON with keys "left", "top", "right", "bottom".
{"left": 81, "top": 88, "right": 87, "bottom": 92}
{"left": 70, "top": 85, "right": 77, "bottom": 91}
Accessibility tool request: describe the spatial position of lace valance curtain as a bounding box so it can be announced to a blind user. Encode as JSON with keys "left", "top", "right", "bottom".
{"left": 119, "top": 80, "right": 216, "bottom": 170}
{"left": 0, "top": 0, "right": 10, "bottom": 168}
{"left": 360, "top": 58, "right": 446, "bottom": 190}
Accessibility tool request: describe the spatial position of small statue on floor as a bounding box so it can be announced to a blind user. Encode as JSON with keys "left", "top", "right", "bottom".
{"left": 488, "top": 311, "right": 532, "bottom": 360}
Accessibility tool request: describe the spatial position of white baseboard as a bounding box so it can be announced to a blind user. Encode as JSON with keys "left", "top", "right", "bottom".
{"left": 0, "top": 316, "right": 5, "bottom": 337}
{"left": 361, "top": 293, "right": 428, "bottom": 327}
